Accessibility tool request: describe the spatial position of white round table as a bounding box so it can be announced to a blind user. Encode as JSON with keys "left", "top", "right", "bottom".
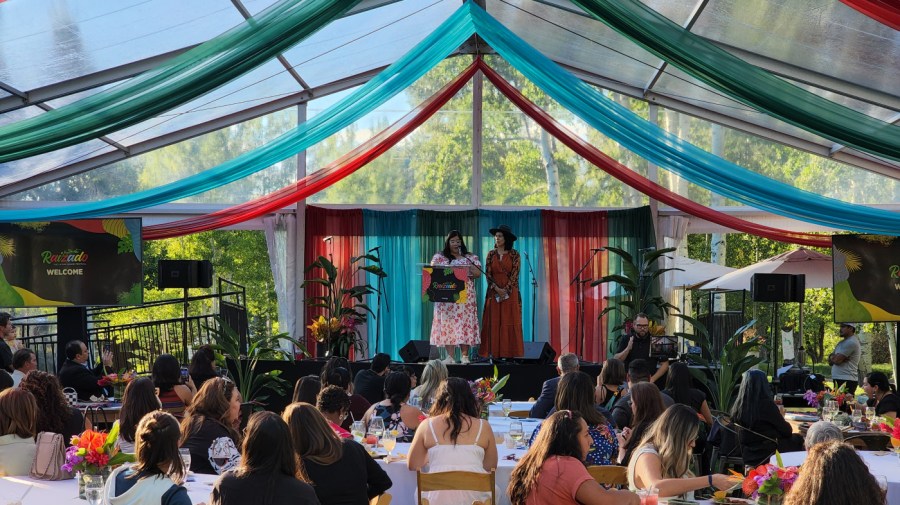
{"left": 775, "top": 451, "right": 900, "bottom": 504}
{"left": 0, "top": 472, "right": 218, "bottom": 504}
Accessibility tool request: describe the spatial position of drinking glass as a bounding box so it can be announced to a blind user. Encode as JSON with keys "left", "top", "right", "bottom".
{"left": 508, "top": 421, "right": 525, "bottom": 448}
{"left": 852, "top": 407, "right": 863, "bottom": 425}
{"left": 369, "top": 417, "right": 385, "bottom": 443}
{"left": 382, "top": 430, "right": 397, "bottom": 459}
{"left": 866, "top": 407, "right": 877, "bottom": 427}
{"left": 639, "top": 487, "right": 659, "bottom": 505}
{"left": 178, "top": 448, "right": 192, "bottom": 473}
{"left": 502, "top": 399, "right": 513, "bottom": 418}
{"left": 83, "top": 474, "right": 104, "bottom": 505}
{"left": 351, "top": 421, "right": 366, "bottom": 444}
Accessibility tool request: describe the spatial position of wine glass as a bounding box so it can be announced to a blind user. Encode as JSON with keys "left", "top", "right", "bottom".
{"left": 382, "top": 430, "right": 397, "bottom": 459}
{"left": 502, "top": 399, "right": 512, "bottom": 418}
{"left": 83, "top": 474, "right": 104, "bottom": 505}
{"left": 369, "top": 417, "right": 385, "bottom": 444}
{"left": 866, "top": 407, "right": 876, "bottom": 428}
{"left": 178, "top": 448, "right": 192, "bottom": 474}
{"left": 351, "top": 421, "right": 366, "bottom": 444}
{"left": 508, "top": 421, "right": 524, "bottom": 448}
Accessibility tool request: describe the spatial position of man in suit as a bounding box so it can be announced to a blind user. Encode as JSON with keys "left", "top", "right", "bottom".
{"left": 529, "top": 352, "right": 579, "bottom": 418}
{"left": 58, "top": 340, "right": 113, "bottom": 400}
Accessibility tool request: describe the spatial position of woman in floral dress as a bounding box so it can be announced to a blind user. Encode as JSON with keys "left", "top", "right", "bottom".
{"left": 430, "top": 230, "right": 481, "bottom": 364}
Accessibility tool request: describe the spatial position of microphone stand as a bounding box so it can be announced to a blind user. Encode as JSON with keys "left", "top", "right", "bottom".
{"left": 369, "top": 247, "right": 389, "bottom": 355}
{"left": 523, "top": 251, "right": 538, "bottom": 343}
{"left": 570, "top": 248, "right": 601, "bottom": 358}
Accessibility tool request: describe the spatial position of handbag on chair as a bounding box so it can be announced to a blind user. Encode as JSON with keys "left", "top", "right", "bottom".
{"left": 30, "top": 432, "right": 75, "bottom": 480}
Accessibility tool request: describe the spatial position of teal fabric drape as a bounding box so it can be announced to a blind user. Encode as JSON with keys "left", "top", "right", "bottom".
{"left": 0, "top": 0, "right": 362, "bottom": 163}
{"left": 362, "top": 210, "right": 420, "bottom": 356}
{"left": 477, "top": 210, "right": 544, "bottom": 344}
{"left": 570, "top": 0, "right": 900, "bottom": 163}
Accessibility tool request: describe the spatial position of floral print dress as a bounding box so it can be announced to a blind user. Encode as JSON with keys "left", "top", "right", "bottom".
{"left": 528, "top": 419, "right": 619, "bottom": 466}
{"left": 429, "top": 253, "right": 481, "bottom": 346}
{"left": 373, "top": 404, "right": 415, "bottom": 442}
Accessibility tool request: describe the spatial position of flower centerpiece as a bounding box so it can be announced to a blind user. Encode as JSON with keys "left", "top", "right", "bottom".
{"left": 875, "top": 416, "right": 900, "bottom": 449}
{"left": 803, "top": 384, "right": 851, "bottom": 414}
{"left": 97, "top": 369, "right": 136, "bottom": 400}
{"left": 741, "top": 452, "right": 799, "bottom": 505}
{"left": 469, "top": 365, "right": 510, "bottom": 418}
{"left": 63, "top": 421, "right": 135, "bottom": 497}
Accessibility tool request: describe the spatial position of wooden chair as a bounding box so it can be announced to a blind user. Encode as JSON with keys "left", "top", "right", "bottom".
{"left": 416, "top": 470, "right": 495, "bottom": 505}
{"left": 587, "top": 465, "right": 628, "bottom": 486}
{"left": 369, "top": 493, "right": 392, "bottom": 505}
{"left": 508, "top": 410, "right": 530, "bottom": 419}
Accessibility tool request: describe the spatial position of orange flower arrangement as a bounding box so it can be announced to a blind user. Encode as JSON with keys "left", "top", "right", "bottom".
{"left": 62, "top": 421, "right": 134, "bottom": 474}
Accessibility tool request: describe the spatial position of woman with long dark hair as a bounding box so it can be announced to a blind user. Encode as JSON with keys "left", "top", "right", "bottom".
{"left": 663, "top": 362, "right": 712, "bottom": 426}
{"left": 595, "top": 358, "right": 626, "bottom": 412}
{"left": 508, "top": 410, "right": 639, "bottom": 505}
{"left": 19, "top": 369, "right": 90, "bottom": 441}
{"left": 730, "top": 369, "right": 801, "bottom": 466}
{"left": 189, "top": 345, "right": 219, "bottom": 390}
{"left": 118, "top": 377, "right": 162, "bottom": 453}
{"left": 152, "top": 353, "right": 196, "bottom": 407}
{"left": 783, "top": 440, "right": 885, "bottom": 505}
{"left": 864, "top": 371, "right": 900, "bottom": 418}
{"left": 321, "top": 364, "right": 370, "bottom": 429}
{"left": 408, "top": 377, "right": 498, "bottom": 505}
{"left": 292, "top": 375, "right": 321, "bottom": 405}
{"left": 429, "top": 230, "right": 481, "bottom": 364}
{"left": 180, "top": 377, "right": 243, "bottom": 474}
{"left": 361, "top": 371, "right": 422, "bottom": 442}
{"left": 479, "top": 224, "right": 524, "bottom": 359}
{"left": 211, "top": 411, "right": 318, "bottom": 505}
{"left": 284, "top": 402, "right": 391, "bottom": 505}
{"left": 617, "top": 382, "right": 666, "bottom": 466}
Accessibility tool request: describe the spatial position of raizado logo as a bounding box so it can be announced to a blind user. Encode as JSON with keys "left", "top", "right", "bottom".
{"left": 41, "top": 249, "right": 88, "bottom": 265}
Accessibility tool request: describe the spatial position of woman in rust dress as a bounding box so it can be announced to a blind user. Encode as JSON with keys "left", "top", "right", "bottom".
{"left": 479, "top": 225, "right": 524, "bottom": 359}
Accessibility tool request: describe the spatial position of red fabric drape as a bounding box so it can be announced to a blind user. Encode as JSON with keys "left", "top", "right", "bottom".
{"left": 840, "top": 0, "right": 900, "bottom": 31}
{"left": 542, "top": 210, "right": 608, "bottom": 362}
{"left": 478, "top": 61, "right": 832, "bottom": 248}
{"left": 303, "top": 206, "right": 364, "bottom": 357}
{"left": 143, "top": 61, "right": 480, "bottom": 240}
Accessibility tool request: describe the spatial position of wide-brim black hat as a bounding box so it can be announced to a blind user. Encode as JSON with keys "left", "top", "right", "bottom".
{"left": 489, "top": 224, "right": 516, "bottom": 241}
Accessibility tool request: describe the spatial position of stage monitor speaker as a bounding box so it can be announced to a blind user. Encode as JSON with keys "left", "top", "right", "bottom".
{"left": 399, "top": 340, "right": 438, "bottom": 363}
{"left": 751, "top": 273, "right": 793, "bottom": 303}
{"left": 159, "top": 260, "right": 213, "bottom": 289}
{"left": 515, "top": 341, "right": 556, "bottom": 365}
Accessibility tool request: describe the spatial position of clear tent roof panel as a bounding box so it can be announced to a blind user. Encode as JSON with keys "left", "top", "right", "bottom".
{"left": 0, "top": 139, "right": 116, "bottom": 188}
{"left": 0, "top": 0, "right": 250, "bottom": 91}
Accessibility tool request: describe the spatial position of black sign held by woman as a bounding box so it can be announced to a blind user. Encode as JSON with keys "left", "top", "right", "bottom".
{"left": 422, "top": 266, "right": 468, "bottom": 303}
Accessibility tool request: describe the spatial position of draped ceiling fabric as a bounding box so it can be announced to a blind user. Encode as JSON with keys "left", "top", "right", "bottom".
{"left": 838, "top": 0, "right": 900, "bottom": 31}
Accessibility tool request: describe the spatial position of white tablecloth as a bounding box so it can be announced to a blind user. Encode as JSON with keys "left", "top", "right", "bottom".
{"left": 775, "top": 451, "right": 900, "bottom": 504}
{"left": 0, "top": 472, "right": 217, "bottom": 504}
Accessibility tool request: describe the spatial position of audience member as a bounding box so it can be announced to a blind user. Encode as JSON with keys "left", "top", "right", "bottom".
{"left": 508, "top": 410, "right": 639, "bottom": 505}
{"left": 864, "top": 371, "right": 900, "bottom": 418}
{"left": 119, "top": 377, "right": 163, "bottom": 454}
{"left": 528, "top": 371, "right": 618, "bottom": 466}
{"left": 829, "top": 322, "right": 861, "bottom": 392}
{"left": 10, "top": 348, "right": 36, "bottom": 387}
{"left": 613, "top": 313, "right": 669, "bottom": 383}
{"left": 284, "top": 402, "right": 392, "bottom": 505}
{"left": 0, "top": 313, "right": 17, "bottom": 373}
{"left": 627, "top": 404, "right": 735, "bottom": 499}
{"left": 317, "top": 385, "right": 352, "bottom": 438}
{"left": 0, "top": 370, "right": 11, "bottom": 392}
{"left": 409, "top": 359, "right": 448, "bottom": 413}
{"left": 730, "top": 369, "right": 802, "bottom": 467}
{"left": 321, "top": 365, "right": 369, "bottom": 429}
{"left": 409, "top": 377, "right": 498, "bottom": 505}
{"left": 58, "top": 339, "right": 113, "bottom": 400}
{"left": 530, "top": 352, "right": 580, "bottom": 419}
{"left": 19, "top": 370, "right": 90, "bottom": 441}
{"left": 180, "top": 377, "right": 242, "bottom": 475}
{"left": 617, "top": 382, "right": 666, "bottom": 466}
{"left": 804, "top": 421, "right": 843, "bottom": 449}
{"left": 0, "top": 388, "right": 37, "bottom": 476}
{"left": 595, "top": 358, "right": 626, "bottom": 412}
{"left": 663, "top": 362, "right": 712, "bottom": 426}
{"left": 104, "top": 411, "right": 190, "bottom": 505}
{"left": 395, "top": 365, "right": 418, "bottom": 388}
{"left": 353, "top": 353, "right": 391, "bottom": 405}
{"left": 292, "top": 375, "right": 321, "bottom": 404}
{"left": 362, "top": 371, "right": 423, "bottom": 443}
{"left": 611, "top": 359, "right": 674, "bottom": 429}
{"left": 153, "top": 354, "right": 196, "bottom": 407}
{"left": 190, "top": 345, "right": 220, "bottom": 390}
{"left": 211, "top": 411, "right": 318, "bottom": 505}
{"left": 784, "top": 440, "right": 885, "bottom": 505}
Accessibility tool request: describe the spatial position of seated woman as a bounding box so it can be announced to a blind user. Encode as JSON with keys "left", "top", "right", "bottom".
{"left": 189, "top": 345, "right": 220, "bottom": 391}
{"left": 784, "top": 440, "right": 885, "bottom": 505}
{"left": 317, "top": 385, "right": 352, "bottom": 438}
{"left": 284, "top": 402, "right": 392, "bottom": 505}
{"left": 408, "top": 377, "right": 498, "bottom": 505}
{"left": 508, "top": 410, "right": 639, "bottom": 505}
{"left": 627, "top": 404, "right": 736, "bottom": 499}
{"left": 19, "top": 370, "right": 90, "bottom": 441}
{"left": 180, "top": 377, "right": 242, "bottom": 475}
{"left": 804, "top": 421, "right": 843, "bottom": 449}
{"left": 153, "top": 354, "right": 196, "bottom": 407}
{"left": 103, "top": 411, "right": 190, "bottom": 505}
{"left": 595, "top": 358, "right": 626, "bottom": 413}
{"left": 0, "top": 388, "right": 37, "bottom": 476}
{"left": 663, "top": 362, "right": 712, "bottom": 426}
{"left": 292, "top": 375, "right": 321, "bottom": 405}
{"left": 118, "top": 377, "right": 163, "bottom": 454}
{"left": 322, "top": 366, "right": 370, "bottom": 430}
{"left": 864, "top": 371, "right": 900, "bottom": 418}
{"left": 409, "top": 359, "right": 448, "bottom": 413}
{"left": 616, "top": 382, "right": 665, "bottom": 466}
{"left": 362, "top": 371, "right": 423, "bottom": 443}
{"left": 730, "top": 369, "right": 803, "bottom": 467}
{"left": 528, "top": 371, "right": 618, "bottom": 466}
{"left": 211, "top": 411, "right": 318, "bottom": 505}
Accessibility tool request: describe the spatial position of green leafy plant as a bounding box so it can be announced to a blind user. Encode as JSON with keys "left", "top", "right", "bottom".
{"left": 679, "top": 316, "right": 764, "bottom": 412}
{"left": 302, "top": 254, "right": 386, "bottom": 357}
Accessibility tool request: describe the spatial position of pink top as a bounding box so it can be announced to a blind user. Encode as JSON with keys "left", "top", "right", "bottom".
{"left": 328, "top": 420, "right": 352, "bottom": 439}
{"left": 525, "top": 456, "right": 594, "bottom": 505}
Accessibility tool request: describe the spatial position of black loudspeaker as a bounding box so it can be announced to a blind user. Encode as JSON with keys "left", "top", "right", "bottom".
{"left": 399, "top": 341, "right": 438, "bottom": 363}
{"left": 515, "top": 341, "right": 557, "bottom": 365}
{"left": 158, "top": 260, "right": 213, "bottom": 289}
{"left": 751, "top": 273, "right": 805, "bottom": 303}
{"left": 790, "top": 274, "right": 806, "bottom": 303}
{"left": 56, "top": 307, "right": 88, "bottom": 373}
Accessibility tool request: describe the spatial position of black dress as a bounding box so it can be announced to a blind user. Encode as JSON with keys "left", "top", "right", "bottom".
{"left": 302, "top": 439, "right": 392, "bottom": 505}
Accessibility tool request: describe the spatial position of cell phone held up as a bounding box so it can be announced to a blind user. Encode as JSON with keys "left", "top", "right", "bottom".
{"left": 180, "top": 366, "right": 190, "bottom": 384}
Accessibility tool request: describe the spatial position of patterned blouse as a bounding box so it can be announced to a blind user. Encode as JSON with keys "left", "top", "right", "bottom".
{"left": 373, "top": 404, "right": 415, "bottom": 442}
{"left": 528, "top": 419, "right": 619, "bottom": 466}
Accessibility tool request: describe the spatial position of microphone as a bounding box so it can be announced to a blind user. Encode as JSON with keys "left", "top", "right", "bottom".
{"left": 368, "top": 246, "right": 381, "bottom": 253}
{"left": 323, "top": 236, "right": 333, "bottom": 242}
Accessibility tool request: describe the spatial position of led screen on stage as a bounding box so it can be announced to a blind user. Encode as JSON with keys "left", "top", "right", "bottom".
{"left": 832, "top": 234, "right": 900, "bottom": 322}
{"left": 0, "top": 219, "right": 143, "bottom": 307}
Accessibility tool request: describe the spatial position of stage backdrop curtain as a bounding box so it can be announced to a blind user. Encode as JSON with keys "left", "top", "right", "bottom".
{"left": 362, "top": 210, "right": 421, "bottom": 358}
{"left": 606, "top": 207, "right": 657, "bottom": 357}
{"left": 839, "top": 0, "right": 900, "bottom": 31}
{"left": 541, "top": 210, "right": 608, "bottom": 363}
{"left": 303, "top": 206, "right": 363, "bottom": 357}
{"left": 476, "top": 209, "right": 544, "bottom": 345}
{"left": 263, "top": 213, "right": 298, "bottom": 347}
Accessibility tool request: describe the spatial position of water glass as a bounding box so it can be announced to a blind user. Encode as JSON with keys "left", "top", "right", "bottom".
{"left": 83, "top": 474, "right": 104, "bottom": 505}
{"left": 369, "top": 417, "right": 385, "bottom": 441}
{"left": 852, "top": 408, "right": 863, "bottom": 425}
{"left": 508, "top": 421, "right": 525, "bottom": 448}
{"left": 178, "top": 448, "right": 192, "bottom": 473}
{"left": 502, "top": 399, "right": 512, "bottom": 417}
{"left": 351, "top": 421, "right": 366, "bottom": 443}
{"left": 866, "top": 407, "right": 877, "bottom": 426}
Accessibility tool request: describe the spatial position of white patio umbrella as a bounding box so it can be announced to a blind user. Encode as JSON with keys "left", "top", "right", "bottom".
{"left": 698, "top": 248, "right": 833, "bottom": 291}
{"left": 671, "top": 256, "right": 736, "bottom": 289}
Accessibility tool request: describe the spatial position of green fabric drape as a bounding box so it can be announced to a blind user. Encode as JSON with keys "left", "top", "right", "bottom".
{"left": 605, "top": 206, "right": 657, "bottom": 355}
{"left": 0, "top": 0, "right": 361, "bottom": 163}
{"left": 571, "top": 0, "right": 900, "bottom": 163}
